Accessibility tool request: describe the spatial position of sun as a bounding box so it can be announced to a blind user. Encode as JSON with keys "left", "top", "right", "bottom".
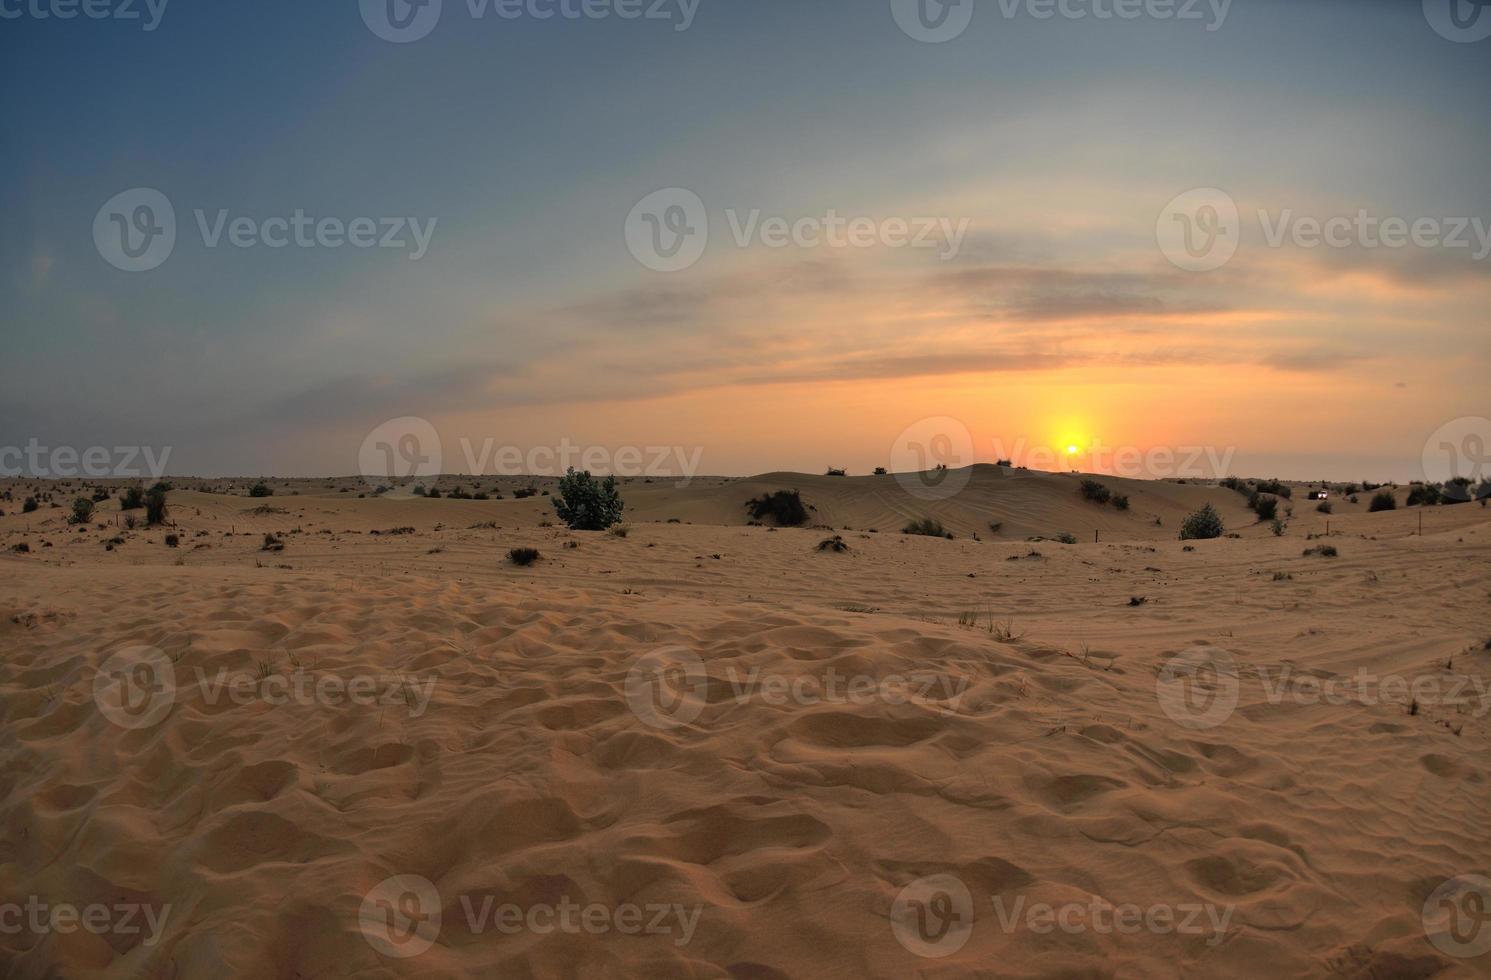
{"left": 1066, "top": 445, "right": 1080, "bottom": 456}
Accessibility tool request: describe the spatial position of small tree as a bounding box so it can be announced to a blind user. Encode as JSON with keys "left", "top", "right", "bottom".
{"left": 120, "top": 486, "right": 145, "bottom": 510}
{"left": 553, "top": 467, "right": 624, "bottom": 531}
{"left": 1252, "top": 495, "right": 1279, "bottom": 521}
{"left": 70, "top": 497, "right": 95, "bottom": 525}
{"left": 1179, "top": 503, "right": 1224, "bottom": 540}
{"left": 145, "top": 485, "right": 169, "bottom": 526}
{"left": 1368, "top": 491, "right": 1397, "bottom": 512}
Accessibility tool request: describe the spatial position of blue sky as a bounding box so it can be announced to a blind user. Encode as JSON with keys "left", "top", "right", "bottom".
{"left": 3, "top": 0, "right": 1488, "bottom": 480}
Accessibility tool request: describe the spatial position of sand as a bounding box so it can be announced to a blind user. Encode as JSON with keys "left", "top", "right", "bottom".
{"left": 1, "top": 468, "right": 1488, "bottom": 977}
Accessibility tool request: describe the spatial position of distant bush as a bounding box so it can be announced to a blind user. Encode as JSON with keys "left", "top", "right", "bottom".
{"left": 513, "top": 487, "right": 539, "bottom": 499}
{"left": 1303, "top": 544, "right": 1338, "bottom": 558}
{"left": 1113, "top": 494, "right": 1130, "bottom": 511}
{"left": 903, "top": 517, "right": 951, "bottom": 538}
{"left": 70, "top": 497, "right": 95, "bottom": 525}
{"left": 1369, "top": 491, "right": 1397, "bottom": 512}
{"left": 1179, "top": 503, "right": 1224, "bottom": 540}
{"left": 817, "top": 535, "right": 849, "bottom": 552}
{"left": 426, "top": 486, "right": 442, "bottom": 499}
{"left": 745, "top": 490, "right": 808, "bottom": 527}
{"left": 825, "top": 467, "right": 846, "bottom": 477}
{"left": 1270, "top": 518, "right": 1286, "bottom": 537}
{"left": 995, "top": 458, "right": 1013, "bottom": 467}
{"left": 1056, "top": 532, "right": 1077, "bottom": 545}
{"left": 22, "top": 497, "right": 38, "bottom": 514}
{"left": 1316, "top": 500, "right": 1333, "bottom": 514}
{"left": 1361, "top": 480, "right": 1382, "bottom": 492}
{"left": 248, "top": 482, "right": 273, "bottom": 498}
{"left": 92, "top": 487, "right": 112, "bottom": 503}
{"left": 412, "top": 485, "right": 426, "bottom": 497}
{"left": 1406, "top": 484, "right": 1442, "bottom": 507}
{"left": 1254, "top": 478, "right": 1292, "bottom": 499}
{"left": 508, "top": 547, "right": 540, "bottom": 566}
{"left": 146, "top": 485, "right": 169, "bottom": 526}
{"left": 554, "top": 467, "right": 625, "bottom": 531}
{"left": 120, "top": 487, "right": 145, "bottom": 510}
{"left": 164, "top": 534, "right": 179, "bottom": 548}
{"left": 1252, "top": 495, "right": 1279, "bottom": 521}
{"left": 1079, "top": 479, "right": 1112, "bottom": 504}
{"left": 873, "top": 467, "right": 888, "bottom": 476}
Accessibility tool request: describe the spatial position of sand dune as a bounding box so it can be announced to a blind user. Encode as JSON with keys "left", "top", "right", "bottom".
{"left": 1, "top": 472, "right": 1488, "bottom": 977}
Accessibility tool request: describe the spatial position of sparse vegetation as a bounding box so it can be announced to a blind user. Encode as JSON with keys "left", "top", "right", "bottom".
{"left": 145, "top": 485, "right": 169, "bottom": 526}
{"left": 248, "top": 481, "right": 273, "bottom": 498}
{"left": 22, "top": 497, "right": 38, "bottom": 514}
{"left": 261, "top": 533, "right": 284, "bottom": 552}
{"left": 1303, "top": 544, "right": 1338, "bottom": 558}
{"left": 1113, "top": 494, "right": 1130, "bottom": 511}
{"left": 1179, "top": 503, "right": 1224, "bottom": 541}
{"left": 553, "top": 467, "right": 625, "bottom": 531}
{"left": 746, "top": 490, "right": 808, "bottom": 527}
{"left": 121, "top": 486, "right": 145, "bottom": 510}
{"left": 873, "top": 467, "right": 888, "bottom": 476}
{"left": 508, "top": 546, "right": 541, "bottom": 566}
{"left": 1056, "top": 532, "right": 1078, "bottom": 545}
{"left": 1251, "top": 494, "right": 1279, "bottom": 521}
{"left": 1270, "top": 518, "right": 1286, "bottom": 537}
{"left": 1369, "top": 491, "right": 1397, "bottom": 512}
{"left": 1079, "top": 479, "right": 1112, "bottom": 505}
{"left": 1406, "top": 483, "right": 1442, "bottom": 507}
{"left": 70, "top": 497, "right": 95, "bottom": 525}
{"left": 903, "top": 517, "right": 951, "bottom": 539}
{"left": 817, "top": 535, "right": 849, "bottom": 552}
{"left": 1316, "top": 500, "right": 1333, "bottom": 514}
{"left": 825, "top": 467, "right": 846, "bottom": 477}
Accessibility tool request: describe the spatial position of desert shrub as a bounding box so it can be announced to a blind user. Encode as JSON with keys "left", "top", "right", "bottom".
{"left": 1270, "top": 518, "right": 1286, "bottom": 537}
{"left": 145, "top": 486, "right": 169, "bottom": 525}
{"left": 425, "top": 486, "right": 442, "bottom": 499}
{"left": 1368, "top": 491, "right": 1397, "bottom": 512}
{"left": 995, "top": 458, "right": 1013, "bottom": 467}
{"left": 553, "top": 467, "right": 624, "bottom": 531}
{"left": 22, "top": 497, "right": 38, "bottom": 514}
{"left": 513, "top": 487, "right": 538, "bottom": 499}
{"left": 447, "top": 486, "right": 472, "bottom": 500}
{"left": 92, "top": 487, "right": 112, "bottom": 503}
{"left": 12, "top": 543, "right": 30, "bottom": 554}
{"left": 1179, "top": 503, "right": 1224, "bottom": 540}
{"left": 508, "top": 547, "right": 541, "bottom": 566}
{"left": 1252, "top": 495, "right": 1279, "bottom": 521}
{"left": 164, "top": 534, "right": 179, "bottom": 548}
{"left": 261, "top": 533, "right": 283, "bottom": 552}
{"left": 825, "top": 467, "right": 846, "bottom": 477}
{"left": 903, "top": 517, "right": 949, "bottom": 538}
{"left": 1056, "top": 532, "right": 1078, "bottom": 545}
{"left": 1406, "top": 484, "right": 1442, "bottom": 507}
{"left": 1316, "top": 500, "right": 1333, "bottom": 514}
{"left": 412, "top": 485, "right": 427, "bottom": 497}
{"left": 1303, "top": 545, "right": 1338, "bottom": 558}
{"left": 1254, "top": 478, "right": 1292, "bottom": 499}
{"left": 817, "top": 535, "right": 849, "bottom": 552}
{"left": 248, "top": 481, "right": 273, "bottom": 498}
{"left": 1113, "top": 494, "right": 1130, "bottom": 511}
{"left": 124, "top": 515, "right": 138, "bottom": 530}
{"left": 745, "top": 490, "right": 807, "bottom": 527}
{"left": 70, "top": 497, "right": 95, "bottom": 525}
{"left": 1079, "top": 479, "right": 1111, "bottom": 504}
{"left": 988, "top": 521, "right": 1003, "bottom": 533}
{"left": 873, "top": 467, "right": 888, "bottom": 476}
{"left": 1361, "top": 480, "right": 1382, "bottom": 492}
{"left": 120, "top": 487, "right": 145, "bottom": 510}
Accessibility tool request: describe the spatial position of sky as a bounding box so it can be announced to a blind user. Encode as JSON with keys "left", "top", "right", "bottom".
{"left": 3, "top": 0, "right": 1489, "bottom": 483}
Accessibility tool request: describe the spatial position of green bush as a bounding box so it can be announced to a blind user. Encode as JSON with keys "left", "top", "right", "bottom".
{"left": 903, "top": 517, "right": 950, "bottom": 538}
{"left": 553, "top": 467, "right": 624, "bottom": 531}
{"left": 1254, "top": 478, "right": 1292, "bottom": 499}
{"left": 1316, "top": 500, "right": 1332, "bottom": 514}
{"left": 745, "top": 490, "right": 807, "bottom": 527}
{"left": 70, "top": 497, "right": 95, "bottom": 525}
{"left": 145, "top": 486, "right": 169, "bottom": 526}
{"left": 1113, "top": 494, "right": 1130, "bottom": 511}
{"left": 1406, "top": 484, "right": 1442, "bottom": 507}
{"left": 1079, "top": 479, "right": 1112, "bottom": 504}
{"left": 22, "top": 497, "right": 38, "bottom": 514}
{"left": 1368, "top": 491, "right": 1397, "bottom": 512}
{"left": 1179, "top": 503, "right": 1224, "bottom": 540}
{"left": 248, "top": 482, "right": 273, "bottom": 498}
{"left": 1252, "top": 495, "right": 1279, "bottom": 521}
{"left": 508, "top": 547, "right": 541, "bottom": 566}
{"left": 120, "top": 487, "right": 145, "bottom": 510}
